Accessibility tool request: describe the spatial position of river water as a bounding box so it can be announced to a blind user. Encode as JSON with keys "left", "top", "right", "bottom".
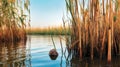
{"left": 0, "top": 35, "right": 120, "bottom": 67}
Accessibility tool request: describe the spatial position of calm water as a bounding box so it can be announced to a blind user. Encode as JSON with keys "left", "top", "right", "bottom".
{"left": 0, "top": 35, "right": 120, "bottom": 67}
{"left": 29, "top": 35, "right": 68, "bottom": 67}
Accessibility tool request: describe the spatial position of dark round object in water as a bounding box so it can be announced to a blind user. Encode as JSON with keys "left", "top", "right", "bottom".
{"left": 49, "top": 49, "right": 58, "bottom": 60}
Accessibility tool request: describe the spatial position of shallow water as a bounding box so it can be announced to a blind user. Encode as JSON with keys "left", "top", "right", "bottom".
{"left": 29, "top": 35, "right": 67, "bottom": 67}
{"left": 0, "top": 35, "right": 120, "bottom": 67}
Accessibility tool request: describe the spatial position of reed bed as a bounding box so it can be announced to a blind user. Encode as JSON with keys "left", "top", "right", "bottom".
{"left": 0, "top": 0, "right": 30, "bottom": 42}
{"left": 65, "top": 0, "right": 120, "bottom": 62}
{"left": 26, "top": 26, "right": 71, "bottom": 35}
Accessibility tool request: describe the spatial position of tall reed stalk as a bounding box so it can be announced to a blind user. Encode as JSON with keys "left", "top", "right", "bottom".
{"left": 0, "top": 0, "right": 30, "bottom": 42}
{"left": 65, "top": 0, "right": 120, "bottom": 63}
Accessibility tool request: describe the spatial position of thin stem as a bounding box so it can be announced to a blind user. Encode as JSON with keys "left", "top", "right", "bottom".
{"left": 51, "top": 35, "right": 56, "bottom": 50}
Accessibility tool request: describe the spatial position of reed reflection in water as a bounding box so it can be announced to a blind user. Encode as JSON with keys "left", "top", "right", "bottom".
{"left": 0, "top": 41, "right": 31, "bottom": 67}
{"left": 1, "top": 35, "right": 118, "bottom": 67}
{"left": 67, "top": 57, "right": 120, "bottom": 67}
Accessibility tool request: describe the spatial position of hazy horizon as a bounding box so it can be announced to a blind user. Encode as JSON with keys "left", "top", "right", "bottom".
{"left": 30, "top": 0, "right": 66, "bottom": 28}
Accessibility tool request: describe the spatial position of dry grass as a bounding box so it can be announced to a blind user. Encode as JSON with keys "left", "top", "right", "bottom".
{"left": 0, "top": 0, "right": 30, "bottom": 42}
{"left": 65, "top": 0, "right": 120, "bottom": 61}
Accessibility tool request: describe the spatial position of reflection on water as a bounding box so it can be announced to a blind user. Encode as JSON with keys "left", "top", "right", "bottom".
{"left": 30, "top": 35, "right": 67, "bottom": 67}
{"left": 0, "top": 41, "right": 31, "bottom": 67}
{"left": 69, "top": 57, "right": 120, "bottom": 67}
{"left": 0, "top": 35, "right": 119, "bottom": 67}
{"left": 29, "top": 35, "right": 120, "bottom": 67}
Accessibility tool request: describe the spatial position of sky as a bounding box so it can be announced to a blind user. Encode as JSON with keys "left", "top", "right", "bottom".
{"left": 30, "top": 0, "right": 66, "bottom": 28}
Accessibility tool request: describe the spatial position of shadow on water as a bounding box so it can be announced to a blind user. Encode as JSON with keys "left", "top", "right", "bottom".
{"left": 60, "top": 49, "right": 120, "bottom": 67}
{"left": 0, "top": 41, "right": 31, "bottom": 67}
{"left": 60, "top": 36, "right": 120, "bottom": 67}
{"left": 66, "top": 56, "right": 120, "bottom": 67}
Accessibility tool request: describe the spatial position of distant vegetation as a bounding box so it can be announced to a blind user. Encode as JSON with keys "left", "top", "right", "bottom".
{"left": 26, "top": 26, "right": 71, "bottom": 35}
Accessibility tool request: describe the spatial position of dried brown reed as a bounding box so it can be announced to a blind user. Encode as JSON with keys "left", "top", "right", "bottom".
{"left": 65, "top": 0, "right": 120, "bottom": 62}
{"left": 0, "top": 0, "right": 30, "bottom": 42}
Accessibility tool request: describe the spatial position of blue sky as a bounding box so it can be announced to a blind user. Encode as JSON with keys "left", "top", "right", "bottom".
{"left": 30, "top": 0, "right": 66, "bottom": 27}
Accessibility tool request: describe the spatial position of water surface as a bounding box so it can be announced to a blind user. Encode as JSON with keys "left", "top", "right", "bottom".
{"left": 29, "top": 35, "right": 67, "bottom": 67}
{"left": 0, "top": 35, "right": 120, "bottom": 67}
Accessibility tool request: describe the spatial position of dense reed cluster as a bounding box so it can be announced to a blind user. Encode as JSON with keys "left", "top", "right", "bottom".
{"left": 0, "top": 0, "right": 30, "bottom": 42}
{"left": 65, "top": 0, "right": 120, "bottom": 62}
